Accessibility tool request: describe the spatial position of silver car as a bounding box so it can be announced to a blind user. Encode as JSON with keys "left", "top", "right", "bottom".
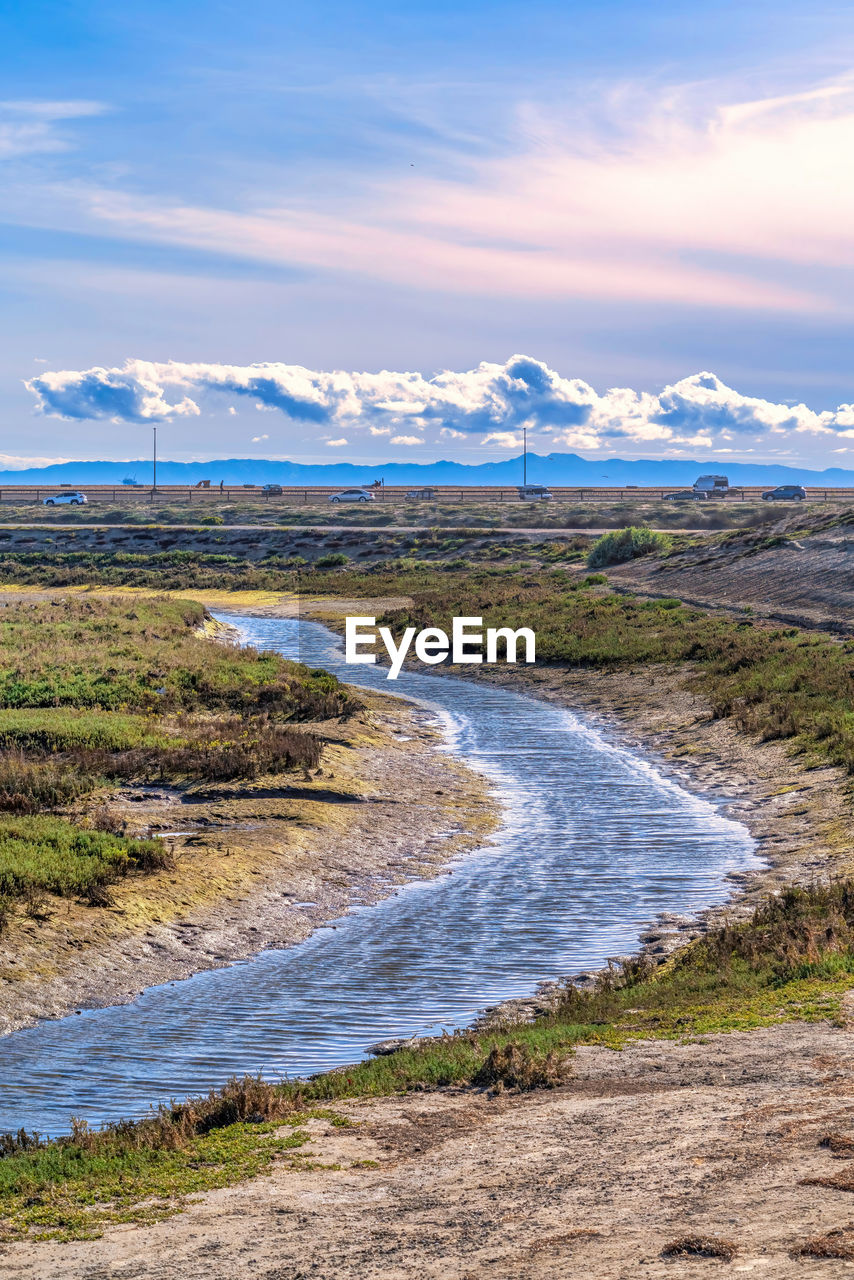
{"left": 328, "top": 488, "right": 375, "bottom": 503}
{"left": 43, "top": 491, "right": 88, "bottom": 506}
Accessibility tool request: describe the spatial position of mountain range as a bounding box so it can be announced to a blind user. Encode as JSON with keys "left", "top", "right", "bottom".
{"left": 1, "top": 454, "right": 853, "bottom": 487}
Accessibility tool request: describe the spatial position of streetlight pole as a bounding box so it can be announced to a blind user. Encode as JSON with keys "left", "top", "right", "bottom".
{"left": 523, "top": 426, "right": 527, "bottom": 487}
{"left": 152, "top": 426, "right": 157, "bottom": 494}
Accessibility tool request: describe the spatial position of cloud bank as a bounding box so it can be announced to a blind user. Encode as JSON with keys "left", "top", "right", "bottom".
{"left": 25, "top": 355, "right": 854, "bottom": 456}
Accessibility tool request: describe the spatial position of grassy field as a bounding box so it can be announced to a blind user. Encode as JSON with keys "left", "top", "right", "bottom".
{"left": 1, "top": 880, "right": 852, "bottom": 1242}
{"left": 0, "top": 595, "right": 354, "bottom": 914}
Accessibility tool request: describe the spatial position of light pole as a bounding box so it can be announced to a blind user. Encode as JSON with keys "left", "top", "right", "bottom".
{"left": 152, "top": 426, "right": 157, "bottom": 494}
{"left": 523, "top": 426, "right": 527, "bottom": 487}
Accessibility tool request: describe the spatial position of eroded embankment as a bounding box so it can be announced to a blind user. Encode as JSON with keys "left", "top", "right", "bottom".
{"left": 609, "top": 504, "right": 854, "bottom": 632}
{"left": 0, "top": 685, "right": 496, "bottom": 1036}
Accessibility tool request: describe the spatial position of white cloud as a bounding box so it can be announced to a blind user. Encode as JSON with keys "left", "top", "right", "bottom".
{"left": 0, "top": 453, "right": 72, "bottom": 467}
{"left": 0, "top": 100, "right": 106, "bottom": 160}
{"left": 251, "top": 433, "right": 269, "bottom": 442}
{"left": 25, "top": 353, "right": 854, "bottom": 456}
{"left": 482, "top": 432, "right": 522, "bottom": 448}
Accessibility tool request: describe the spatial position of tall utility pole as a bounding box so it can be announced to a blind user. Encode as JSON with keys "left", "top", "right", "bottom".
{"left": 523, "top": 426, "right": 527, "bottom": 486}
{"left": 152, "top": 425, "right": 157, "bottom": 493}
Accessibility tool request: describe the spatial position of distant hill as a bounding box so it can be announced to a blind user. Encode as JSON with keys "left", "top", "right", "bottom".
{"left": 1, "top": 454, "right": 853, "bottom": 487}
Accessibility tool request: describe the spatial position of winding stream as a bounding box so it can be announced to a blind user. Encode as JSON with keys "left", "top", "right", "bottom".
{"left": 0, "top": 615, "right": 758, "bottom": 1134}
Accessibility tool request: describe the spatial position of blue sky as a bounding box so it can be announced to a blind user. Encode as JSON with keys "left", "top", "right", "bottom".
{"left": 4, "top": 0, "right": 854, "bottom": 468}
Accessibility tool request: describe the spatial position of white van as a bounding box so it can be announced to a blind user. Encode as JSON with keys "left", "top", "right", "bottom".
{"left": 692, "top": 475, "right": 729, "bottom": 498}
{"left": 517, "top": 485, "right": 553, "bottom": 501}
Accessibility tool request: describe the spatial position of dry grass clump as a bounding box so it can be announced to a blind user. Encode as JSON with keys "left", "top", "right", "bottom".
{"left": 528, "top": 1228, "right": 601, "bottom": 1253}
{"left": 688, "top": 882, "right": 854, "bottom": 980}
{"left": 801, "top": 1170, "right": 854, "bottom": 1192}
{"left": 661, "top": 1235, "right": 737, "bottom": 1261}
{"left": 470, "top": 1041, "right": 565, "bottom": 1092}
{"left": 791, "top": 1227, "right": 854, "bottom": 1260}
{"left": 0, "top": 1073, "right": 302, "bottom": 1160}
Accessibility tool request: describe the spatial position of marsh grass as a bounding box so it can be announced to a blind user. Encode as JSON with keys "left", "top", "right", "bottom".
{"left": 0, "top": 596, "right": 349, "bottom": 906}
{"left": 0, "top": 816, "right": 168, "bottom": 901}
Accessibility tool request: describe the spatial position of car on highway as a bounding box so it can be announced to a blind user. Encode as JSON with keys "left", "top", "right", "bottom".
{"left": 762, "top": 485, "right": 806, "bottom": 501}
{"left": 261, "top": 483, "right": 283, "bottom": 496}
{"left": 406, "top": 487, "right": 436, "bottom": 499}
{"left": 42, "top": 491, "right": 87, "bottom": 506}
{"left": 328, "top": 488, "right": 375, "bottom": 503}
{"left": 663, "top": 489, "right": 701, "bottom": 502}
{"left": 517, "top": 485, "right": 553, "bottom": 501}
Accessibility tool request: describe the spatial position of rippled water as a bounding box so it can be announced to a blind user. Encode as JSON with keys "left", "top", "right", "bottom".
{"left": 0, "top": 615, "right": 757, "bottom": 1134}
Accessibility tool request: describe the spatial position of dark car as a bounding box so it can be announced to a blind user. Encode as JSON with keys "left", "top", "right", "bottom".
{"left": 663, "top": 489, "right": 701, "bottom": 502}
{"left": 261, "top": 483, "right": 283, "bottom": 496}
{"left": 762, "top": 485, "right": 806, "bottom": 502}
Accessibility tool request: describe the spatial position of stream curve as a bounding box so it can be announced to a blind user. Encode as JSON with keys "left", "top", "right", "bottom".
{"left": 0, "top": 615, "right": 757, "bottom": 1134}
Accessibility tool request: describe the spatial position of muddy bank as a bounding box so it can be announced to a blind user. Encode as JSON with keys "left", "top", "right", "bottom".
{"left": 0, "top": 688, "right": 497, "bottom": 1036}
{"left": 9, "top": 1021, "right": 854, "bottom": 1279}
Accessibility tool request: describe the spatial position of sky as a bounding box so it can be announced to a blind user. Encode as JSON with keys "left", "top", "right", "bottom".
{"left": 4, "top": 0, "right": 854, "bottom": 469}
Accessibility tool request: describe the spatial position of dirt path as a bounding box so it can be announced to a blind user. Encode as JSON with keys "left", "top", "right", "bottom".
{"left": 8, "top": 1022, "right": 854, "bottom": 1278}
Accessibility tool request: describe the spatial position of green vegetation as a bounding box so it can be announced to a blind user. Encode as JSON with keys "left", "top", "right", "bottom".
{"left": 2, "top": 881, "right": 853, "bottom": 1242}
{"left": 587, "top": 525, "right": 671, "bottom": 567}
{"left": 0, "top": 596, "right": 355, "bottom": 912}
{"left": 0, "top": 816, "right": 168, "bottom": 904}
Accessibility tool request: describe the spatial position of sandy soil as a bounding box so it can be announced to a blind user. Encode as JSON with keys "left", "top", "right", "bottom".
{"left": 0, "top": 685, "right": 496, "bottom": 1035}
{"left": 9, "top": 1023, "right": 854, "bottom": 1279}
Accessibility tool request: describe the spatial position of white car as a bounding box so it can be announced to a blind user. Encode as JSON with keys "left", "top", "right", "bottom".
{"left": 43, "top": 492, "right": 87, "bottom": 506}
{"left": 328, "top": 488, "right": 375, "bottom": 503}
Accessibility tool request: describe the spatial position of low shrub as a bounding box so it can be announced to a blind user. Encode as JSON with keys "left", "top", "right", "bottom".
{"left": 0, "top": 815, "right": 167, "bottom": 901}
{"left": 587, "top": 526, "right": 671, "bottom": 568}
{"left": 314, "top": 552, "right": 349, "bottom": 569}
